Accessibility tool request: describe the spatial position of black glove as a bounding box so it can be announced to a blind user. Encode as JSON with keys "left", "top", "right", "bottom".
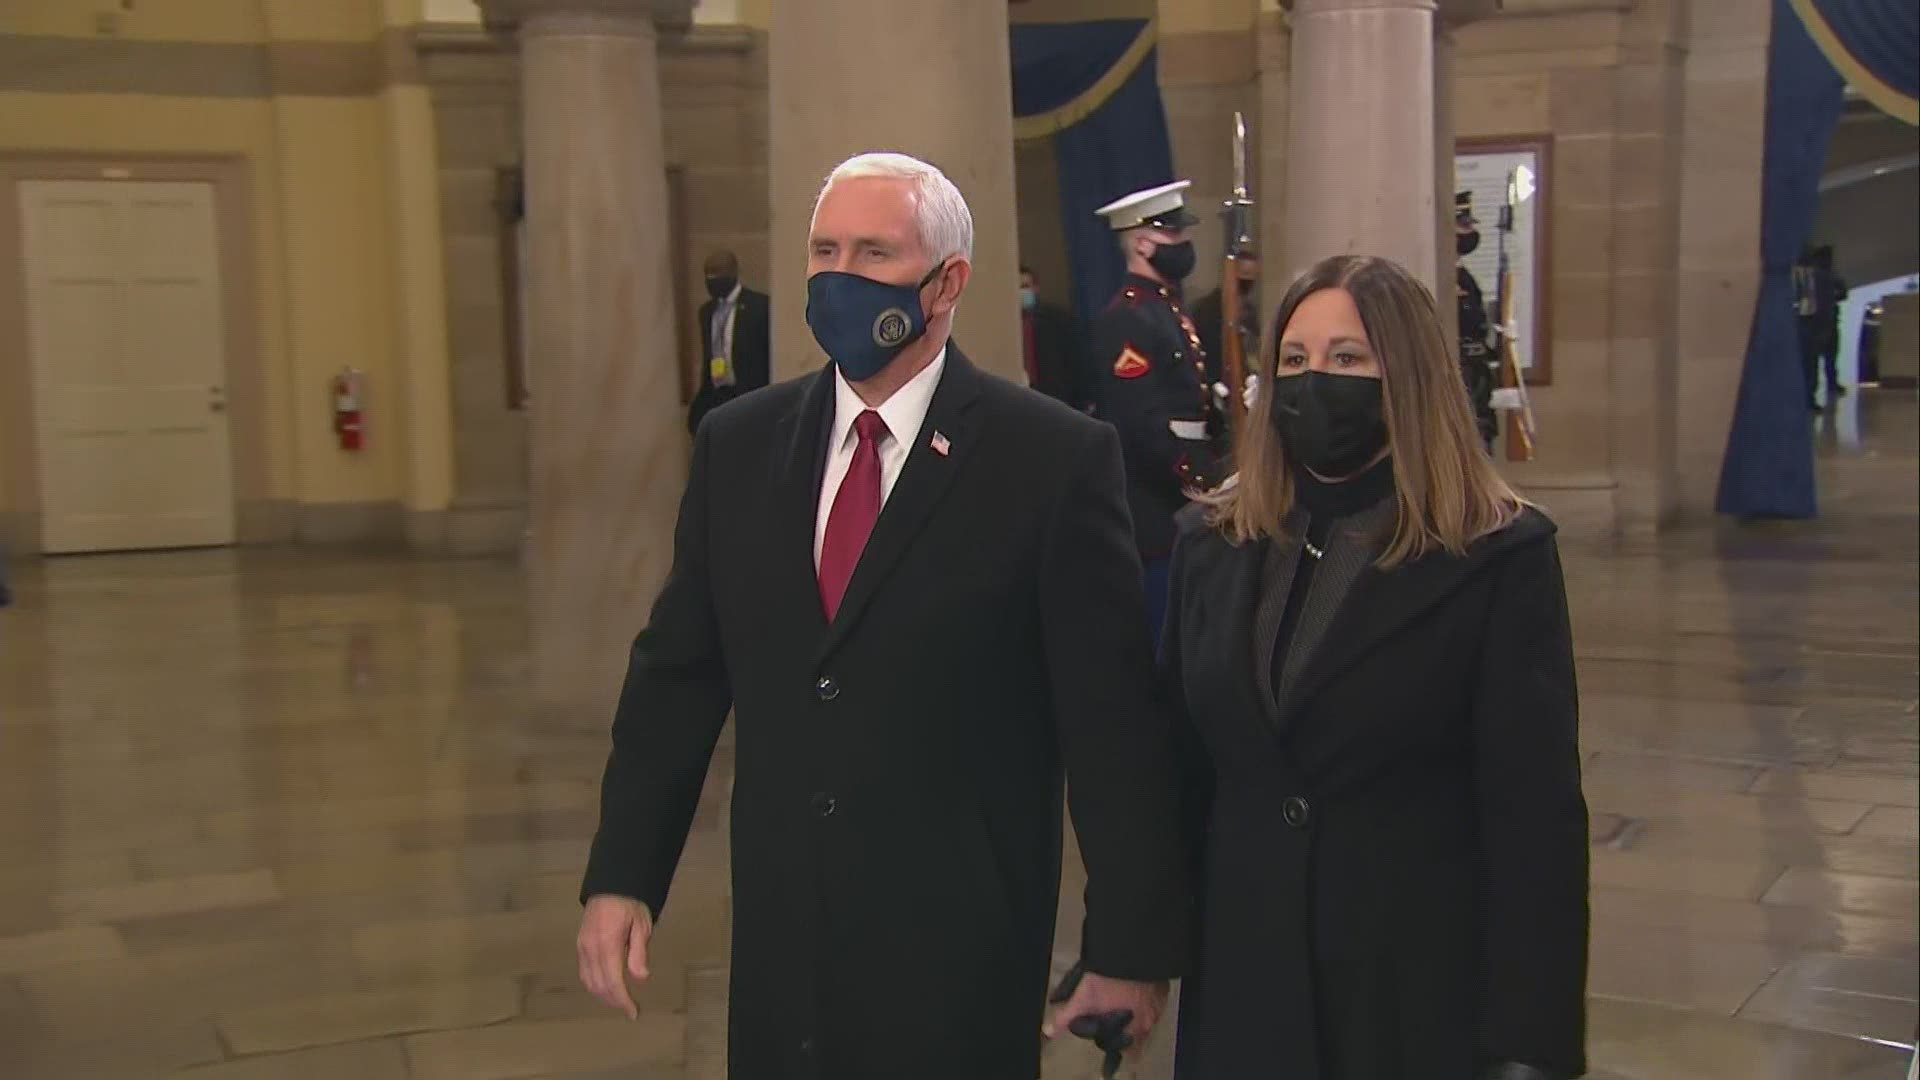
{"left": 1480, "top": 1062, "right": 1566, "bottom": 1080}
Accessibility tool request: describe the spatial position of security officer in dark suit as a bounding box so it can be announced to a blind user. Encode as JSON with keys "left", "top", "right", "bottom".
{"left": 1455, "top": 191, "right": 1499, "bottom": 450}
{"left": 688, "top": 249, "right": 772, "bottom": 435}
{"left": 1089, "top": 180, "right": 1227, "bottom": 641}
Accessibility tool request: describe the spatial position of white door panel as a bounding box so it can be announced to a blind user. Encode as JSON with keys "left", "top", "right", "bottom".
{"left": 20, "top": 179, "right": 235, "bottom": 553}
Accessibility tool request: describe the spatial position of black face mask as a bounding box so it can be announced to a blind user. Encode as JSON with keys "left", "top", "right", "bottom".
{"left": 1456, "top": 230, "right": 1480, "bottom": 257}
{"left": 1268, "top": 370, "right": 1388, "bottom": 478}
{"left": 1147, "top": 239, "right": 1197, "bottom": 283}
{"left": 705, "top": 275, "right": 738, "bottom": 300}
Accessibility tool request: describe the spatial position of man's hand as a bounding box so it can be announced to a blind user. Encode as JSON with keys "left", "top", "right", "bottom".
{"left": 577, "top": 895, "right": 653, "bottom": 1019}
{"left": 1044, "top": 971, "right": 1170, "bottom": 1047}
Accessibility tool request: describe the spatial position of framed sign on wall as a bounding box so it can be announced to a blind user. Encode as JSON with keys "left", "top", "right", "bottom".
{"left": 1455, "top": 136, "right": 1553, "bottom": 386}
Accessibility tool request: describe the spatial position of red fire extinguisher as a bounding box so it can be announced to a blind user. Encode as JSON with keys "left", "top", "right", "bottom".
{"left": 332, "top": 367, "right": 366, "bottom": 451}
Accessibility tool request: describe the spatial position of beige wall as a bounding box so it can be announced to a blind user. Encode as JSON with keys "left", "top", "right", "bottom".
{"left": 1256, "top": 9, "right": 1290, "bottom": 326}
{"left": 4, "top": 0, "right": 1769, "bottom": 552}
{"left": 0, "top": 0, "right": 456, "bottom": 551}
{"left": 3, "top": 0, "right": 762, "bottom": 555}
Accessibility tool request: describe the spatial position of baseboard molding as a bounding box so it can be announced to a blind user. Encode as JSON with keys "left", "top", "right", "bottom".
{"left": 1511, "top": 474, "right": 1620, "bottom": 539}
{"left": 404, "top": 508, "right": 447, "bottom": 553}
{"left": 0, "top": 510, "right": 39, "bottom": 556}
{"left": 2, "top": 500, "right": 523, "bottom": 556}
{"left": 444, "top": 499, "right": 527, "bottom": 557}
{"left": 294, "top": 500, "right": 407, "bottom": 548}
{"left": 237, "top": 498, "right": 296, "bottom": 545}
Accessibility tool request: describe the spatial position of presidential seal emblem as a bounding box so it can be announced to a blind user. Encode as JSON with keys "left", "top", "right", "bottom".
{"left": 872, "top": 308, "right": 912, "bottom": 347}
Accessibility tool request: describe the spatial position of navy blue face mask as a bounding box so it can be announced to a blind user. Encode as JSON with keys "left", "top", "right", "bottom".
{"left": 805, "top": 261, "right": 947, "bottom": 382}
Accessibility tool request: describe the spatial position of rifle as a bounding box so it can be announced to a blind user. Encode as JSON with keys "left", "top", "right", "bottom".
{"left": 1219, "top": 111, "right": 1256, "bottom": 436}
{"left": 1494, "top": 167, "right": 1537, "bottom": 462}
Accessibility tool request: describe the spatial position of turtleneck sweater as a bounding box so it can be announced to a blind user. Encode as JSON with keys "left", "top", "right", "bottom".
{"left": 1269, "top": 455, "right": 1396, "bottom": 697}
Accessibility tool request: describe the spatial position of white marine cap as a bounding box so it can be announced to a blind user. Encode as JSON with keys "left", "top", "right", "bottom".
{"left": 1094, "top": 180, "right": 1200, "bottom": 232}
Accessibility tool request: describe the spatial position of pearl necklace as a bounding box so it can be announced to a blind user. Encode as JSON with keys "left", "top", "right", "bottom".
{"left": 1303, "top": 539, "right": 1325, "bottom": 561}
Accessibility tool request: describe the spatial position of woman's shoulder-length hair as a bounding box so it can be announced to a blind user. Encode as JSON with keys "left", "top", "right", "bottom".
{"left": 1200, "top": 253, "right": 1526, "bottom": 568}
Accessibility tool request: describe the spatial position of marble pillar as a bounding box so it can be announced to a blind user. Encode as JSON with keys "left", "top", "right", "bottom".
{"left": 1675, "top": 0, "right": 1771, "bottom": 517}
{"left": 767, "top": 0, "right": 1020, "bottom": 381}
{"left": 1433, "top": 24, "right": 1460, "bottom": 349}
{"left": 482, "top": 0, "right": 692, "bottom": 708}
{"left": 1282, "top": 0, "right": 1438, "bottom": 293}
{"left": 1256, "top": 8, "right": 1293, "bottom": 313}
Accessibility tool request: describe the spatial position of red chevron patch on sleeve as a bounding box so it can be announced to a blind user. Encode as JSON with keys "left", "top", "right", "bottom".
{"left": 1113, "top": 345, "right": 1151, "bottom": 380}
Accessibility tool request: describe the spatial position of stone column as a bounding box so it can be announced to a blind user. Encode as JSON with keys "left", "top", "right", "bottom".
{"left": 1256, "top": 6, "right": 1293, "bottom": 315}
{"left": 482, "top": 0, "right": 692, "bottom": 708}
{"left": 1607, "top": 4, "right": 1687, "bottom": 533}
{"left": 767, "top": 0, "right": 1020, "bottom": 381}
{"left": 1282, "top": 0, "right": 1438, "bottom": 293}
{"left": 1433, "top": 25, "right": 1459, "bottom": 349}
{"left": 1675, "top": 0, "right": 1771, "bottom": 518}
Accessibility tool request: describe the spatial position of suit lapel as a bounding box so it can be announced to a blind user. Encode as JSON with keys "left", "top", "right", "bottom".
{"left": 1252, "top": 510, "right": 1308, "bottom": 727}
{"left": 771, "top": 366, "right": 836, "bottom": 642}
{"left": 815, "top": 347, "right": 984, "bottom": 665}
{"left": 1211, "top": 536, "right": 1278, "bottom": 753}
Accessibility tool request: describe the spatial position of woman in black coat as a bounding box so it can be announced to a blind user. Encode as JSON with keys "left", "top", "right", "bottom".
{"left": 1167, "top": 255, "right": 1589, "bottom": 1080}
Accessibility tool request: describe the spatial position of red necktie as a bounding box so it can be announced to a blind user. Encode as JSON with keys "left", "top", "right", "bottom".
{"left": 818, "top": 409, "right": 889, "bottom": 620}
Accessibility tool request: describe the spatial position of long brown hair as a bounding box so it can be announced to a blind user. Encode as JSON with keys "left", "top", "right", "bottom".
{"left": 1202, "top": 254, "right": 1523, "bottom": 566}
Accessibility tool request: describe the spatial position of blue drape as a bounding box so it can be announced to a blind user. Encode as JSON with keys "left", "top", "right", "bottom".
{"left": 1715, "top": 0, "right": 1844, "bottom": 519}
{"left": 1010, "top": 20, "right": 1177, "bottom": 324}
{"left": 1803, "top": 0, "right": 1919, "bottom": 104}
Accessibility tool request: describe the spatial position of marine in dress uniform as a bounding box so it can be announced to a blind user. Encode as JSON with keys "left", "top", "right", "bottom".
{"left": 1455, "top": 191, "right": 1499, "bottom": 450}
{"left": 1089, "top": 180, "right": 1227, "bottom": 642}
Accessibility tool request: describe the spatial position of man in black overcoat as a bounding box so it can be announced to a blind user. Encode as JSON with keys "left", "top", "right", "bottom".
{"left": 575, "top": 151, "right": 1189, "bottom": 1080}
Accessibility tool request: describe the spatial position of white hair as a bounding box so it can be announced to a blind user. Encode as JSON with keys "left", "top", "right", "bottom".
{"left": 812, "top": 152, "right": 974, "bottom": 264}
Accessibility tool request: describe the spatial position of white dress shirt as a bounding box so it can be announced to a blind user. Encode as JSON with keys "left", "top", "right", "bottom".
{"left": 813, "top": 347, "right": 947, "bottom": 569}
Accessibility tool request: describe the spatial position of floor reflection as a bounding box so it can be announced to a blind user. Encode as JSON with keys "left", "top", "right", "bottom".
{"left": 0, "top": 393, "right": 1915, "bottom": 1079}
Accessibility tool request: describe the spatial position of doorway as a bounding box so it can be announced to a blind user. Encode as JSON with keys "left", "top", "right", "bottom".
{"left": 18, "top": 179, "right": 236, "bottom": 553}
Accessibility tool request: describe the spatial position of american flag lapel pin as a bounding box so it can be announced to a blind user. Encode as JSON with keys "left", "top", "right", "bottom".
{"left": 930, "top": 431, "right": 951, "bottom": 457}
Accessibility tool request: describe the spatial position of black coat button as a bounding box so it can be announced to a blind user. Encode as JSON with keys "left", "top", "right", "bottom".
{"left": 811, "top": 793, "right": 836, "bottom": 817}
{"left": 1282, "top": 795, "right": 1312, "bottom": 829}
{"left": 815, "top": 676, "right": 839, "bottom": 701}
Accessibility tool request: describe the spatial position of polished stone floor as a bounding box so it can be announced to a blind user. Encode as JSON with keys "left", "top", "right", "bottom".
{"left": 1, "top": 393, "right": 1915, "bottom": 1080}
